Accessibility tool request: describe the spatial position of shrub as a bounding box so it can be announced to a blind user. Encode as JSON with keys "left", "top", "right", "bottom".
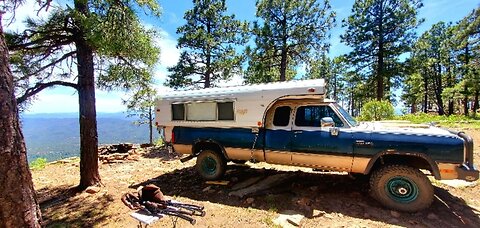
{"left": 30, "top": 157, "right": 47, "bottom": 170}
{"left": 359, "top": 100, "right": 394, "bottom": 121}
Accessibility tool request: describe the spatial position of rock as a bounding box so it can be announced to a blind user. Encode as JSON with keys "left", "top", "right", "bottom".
{"left": 202, "top": 186, "right": 212, "bottom": 192}
{"left": 229, "top": 174, "right": 292, "bottom": 197}
{"left": 427, "top": 213, "right": 438, "bottom": 220}
{"left": 273, "top": 210, "right": 305, "bottom": 228}
{"left": 324, "top": 213, "right": 334, "bottom": 219}
{"left": 312, "top": 209, "right": 325, "bottom": 217}
{"left": 245, "top": 197, "right": 255, "bottom": 204}
{"left": 390, "top": 210, "right": 401, "bottom": 218}
{"left": 390, "top": 218, "right": 400, "bottom": 223}
{"left": 230, "top": 176, "right": 263, "bottom": 191}
{"left": 295, "top": 197, "right": 312, "bottom": 207}
{"left": 86, "top": 186, "right": 100, "bottom": 194}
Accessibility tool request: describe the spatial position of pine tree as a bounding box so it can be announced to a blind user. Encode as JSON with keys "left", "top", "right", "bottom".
{"left": 341, "top": 0, "right": 423, "bottom": 101}
{"left": 8, "top": 0, "right": 161, "bottom": 189}
{"left": 0, "top": 1, "right": 42, "bottom": 226}
{"left": 166, "top": 0, "right": 247, "bottom": 89}
{"left": 246, "top": 0, "right": 335, "bottom": 82}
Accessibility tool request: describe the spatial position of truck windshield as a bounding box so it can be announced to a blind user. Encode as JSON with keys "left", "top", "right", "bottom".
{"left": 334, "top": 103, "right": 358, "bottom": 126}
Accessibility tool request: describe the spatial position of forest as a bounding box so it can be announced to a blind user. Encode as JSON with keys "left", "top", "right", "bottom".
{"left": 165, "top": 0, "right": 480, "bottom": 117}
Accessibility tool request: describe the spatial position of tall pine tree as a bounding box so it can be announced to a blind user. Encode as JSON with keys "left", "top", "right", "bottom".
{"left": 8, "top": 0, "right": 161, "bottom": 189}
{"left": 341, "top": 0, "right": 423, "bottom": 101}
{"left": 166, "top": 0, "right": 247, "bottom": 89}
{"left": 246, "top": 0, "right": 335, "bottom": 82}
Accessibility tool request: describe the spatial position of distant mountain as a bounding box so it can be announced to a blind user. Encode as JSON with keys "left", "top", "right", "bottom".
{"left": 21, "top": 112, "right": 158, "bottom": 162}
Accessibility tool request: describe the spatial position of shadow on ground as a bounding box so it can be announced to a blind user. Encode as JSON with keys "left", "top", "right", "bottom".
{"left": 132, "top": 164, "right": 480, "bottom": 227}
{"left": 37, "top": 185, "right": 114, "bottom": 227}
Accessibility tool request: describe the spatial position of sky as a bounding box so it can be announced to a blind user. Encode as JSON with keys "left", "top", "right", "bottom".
{"left": 3, "top": 0, "right": 479, "bottom": 114}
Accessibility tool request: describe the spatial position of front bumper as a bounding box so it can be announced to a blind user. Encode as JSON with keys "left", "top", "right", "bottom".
{"left": 457, "top": 164, "right": 479, "bottom": 182}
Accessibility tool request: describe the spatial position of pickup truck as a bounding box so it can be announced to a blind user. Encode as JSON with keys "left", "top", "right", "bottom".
{"left": 155, "top": 79, "right": 478, "bottom": 212}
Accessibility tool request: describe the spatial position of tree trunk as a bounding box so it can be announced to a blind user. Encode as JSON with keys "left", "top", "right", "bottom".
{"left": 474, "top": 90, "right": 479, "bottom": 117}
{"left": 149, "top": 106, "right": 153, "bottom": 145}
{"left": 204, "top": 21, "right": 211, "bottom": 88}
{"left": 376, "top": 3, "right": 385, "bottom": 101}
{"left": 433, "top": 64, "right": 444, "bottom": 115}
{"left": 75, "top": 0, "right": 101, "bottom": 190}
{"left": 411, "top": 101, "right": 416, "bottom": 114}
{"left": 423, "top": 74, "right": 428, "bottom": 113}
{"left": 464, "top": 44, "right": 470, "bottom": 116}
{"left": 279, "top": 16, "right": 287, "bottom": 82}
{"left": 0, "top": 17, "right": 42, "bottom": 227}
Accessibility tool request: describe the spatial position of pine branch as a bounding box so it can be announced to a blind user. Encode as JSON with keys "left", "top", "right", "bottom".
{"left": 16, "top": 80, "right": 78, "bottom": 104}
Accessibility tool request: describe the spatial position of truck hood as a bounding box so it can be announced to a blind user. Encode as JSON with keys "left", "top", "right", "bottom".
{"left": 352, "top": 121, "right": 458, "bottom": 138}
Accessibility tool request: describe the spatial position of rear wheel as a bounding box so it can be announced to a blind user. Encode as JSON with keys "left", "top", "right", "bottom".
{"left": 196, "top": 150, "right": 226, "bottom": 180}
{"left": 370, "top": 165, "right": 434, "bottom": 212}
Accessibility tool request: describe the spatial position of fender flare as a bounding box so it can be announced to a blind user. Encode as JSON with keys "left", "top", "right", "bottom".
{"left": 191, "top": 139, "right": 229, "bottom": 160}
{"left": 364, "top": 151, "right": 441, "bottom": 179}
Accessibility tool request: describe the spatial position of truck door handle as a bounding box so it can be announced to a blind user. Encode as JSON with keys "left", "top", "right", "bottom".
{"left": 293, "top": 131, "right": 303, "bottom": 134}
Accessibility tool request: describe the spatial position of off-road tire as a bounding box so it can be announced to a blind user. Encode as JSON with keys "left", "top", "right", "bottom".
{"left": 196, "top": 150, "right": 226, "bottom": 180}
{"left": 370, "top": 165, "right": 434, "bottom": 212}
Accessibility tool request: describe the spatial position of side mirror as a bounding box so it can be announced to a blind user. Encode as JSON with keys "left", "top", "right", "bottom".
{"left": 321, "top": 117, "right": 335, "bottom": 128}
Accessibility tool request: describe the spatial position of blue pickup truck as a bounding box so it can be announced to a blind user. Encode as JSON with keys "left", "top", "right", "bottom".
{"left": 155, "top": 79, "right": 478, "bottom": 212}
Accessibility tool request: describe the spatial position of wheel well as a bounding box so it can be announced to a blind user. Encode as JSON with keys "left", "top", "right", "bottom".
{"left": 368, "top": 154, "right": 440, "bottom": 179}
{"left": 192, "top": 141, "right": 227, "bottom": 159}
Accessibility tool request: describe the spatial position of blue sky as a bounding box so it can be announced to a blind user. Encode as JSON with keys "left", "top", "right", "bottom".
{"left": 5, "top": 0, "right": 479, "bottom": 114}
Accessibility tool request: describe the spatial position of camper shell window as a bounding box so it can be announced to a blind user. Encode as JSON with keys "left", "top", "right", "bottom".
{"left": 172, "top": 104, "right": 185, "bottom": 120}
{"left": 273, "top": 106, "right": 291, "bottom": 126}
{"left": 217, "top": 102, "right": 234, "bottom": 120}
{"left": 171, "top": 101, "right": 234, "bottom": 121}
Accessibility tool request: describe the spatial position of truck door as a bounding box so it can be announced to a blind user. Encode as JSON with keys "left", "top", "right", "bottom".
{"left": 289, "top": 105, "right": 354, "bottom": 171}
{"left": 264, "top": 106, "right": 293, "bottom": 165}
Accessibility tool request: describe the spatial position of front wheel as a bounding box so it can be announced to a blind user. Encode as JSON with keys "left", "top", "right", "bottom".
{"left": 196, "top": 150, "right": 226, "bottom": 180}
{"left": 370, "top": 165, "right": 434, "bottom": 212}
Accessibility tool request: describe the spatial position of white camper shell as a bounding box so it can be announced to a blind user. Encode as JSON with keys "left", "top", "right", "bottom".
{"left": 155, "top": 79, "right": 326, "bottom": 141}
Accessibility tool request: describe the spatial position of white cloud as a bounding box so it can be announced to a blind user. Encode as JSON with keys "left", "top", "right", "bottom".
{"left": 2, "top": 0, "right": 58, "bottom": 32}
{"left": 25, "top": 89, "right": 127, "bottom": 113}
{"left": 218, "top": 74, "right": 244, "bottom": 87}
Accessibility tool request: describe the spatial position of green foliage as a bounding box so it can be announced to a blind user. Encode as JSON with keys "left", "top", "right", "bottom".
{"left": 394, "top": 113, "right": 480, "bottom": 129}
{"left": 30, "top": 158, "right": 47, "bottom": 170}
{"left": 124, "top": 87, "right": 157, "bottom": 144}
{"left": 8, "top": 0, "right": 161, "bottom": 104}
{"left": 245, "top": 0, "right": 335, "bottom": 83}
{"left": 166, "top": 0, "right": 247, "bottom": 89}
{"left": 305, "top": 55, "right": 346, "bottom": 100}
{"left": 341, "top": 0, "right": 423, "bottom": 100}
{"left": 358, "top": 100, "right": 394, "bottom": 121}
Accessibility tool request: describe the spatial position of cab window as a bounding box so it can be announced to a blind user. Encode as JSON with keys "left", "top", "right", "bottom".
{"left": 295, "top": 106, "right": 344, "bottom": 127}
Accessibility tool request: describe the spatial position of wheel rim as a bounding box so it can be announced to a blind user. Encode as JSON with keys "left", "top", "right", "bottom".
{"left": 385, "top": 176, "right": 419, "bottom": 203}
{"left": 201, "top": 157, "right": 217, "bottom": 176}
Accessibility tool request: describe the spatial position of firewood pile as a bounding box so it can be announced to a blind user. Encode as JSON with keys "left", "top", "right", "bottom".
{"left": 98, "top": 143, "right": 150, "bottom": 163}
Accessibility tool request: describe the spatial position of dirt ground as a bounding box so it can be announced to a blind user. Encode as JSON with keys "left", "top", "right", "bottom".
{"left": 32, "top": 129, "right": 480, "bottom": 228}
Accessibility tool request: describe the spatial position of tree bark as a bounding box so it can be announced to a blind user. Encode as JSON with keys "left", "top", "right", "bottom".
{"left": 463, "top": 44, "right": 470, "bottom": 116}
{"left": 149, "top": 106, "right": 153, "bottom": 145}
{"left": 279, "top": 16, "right": 287, "bottom": 82}
{"left": 0, "top": 16, "right": 42, "bottom": 227}
{"left": 474, "top": 90, "right": 479, "bottom": 117}
{"left": 74, "top": 0, "right": 101, "bottom": 189}
{"left": 433, "top": 64, "right": 444, "bottom": 115}
{"left": 423, "top": 73, "right": 428, "bottom": 113}
{"left": 376, "top": 2, "right": 385, "bottom": 101}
